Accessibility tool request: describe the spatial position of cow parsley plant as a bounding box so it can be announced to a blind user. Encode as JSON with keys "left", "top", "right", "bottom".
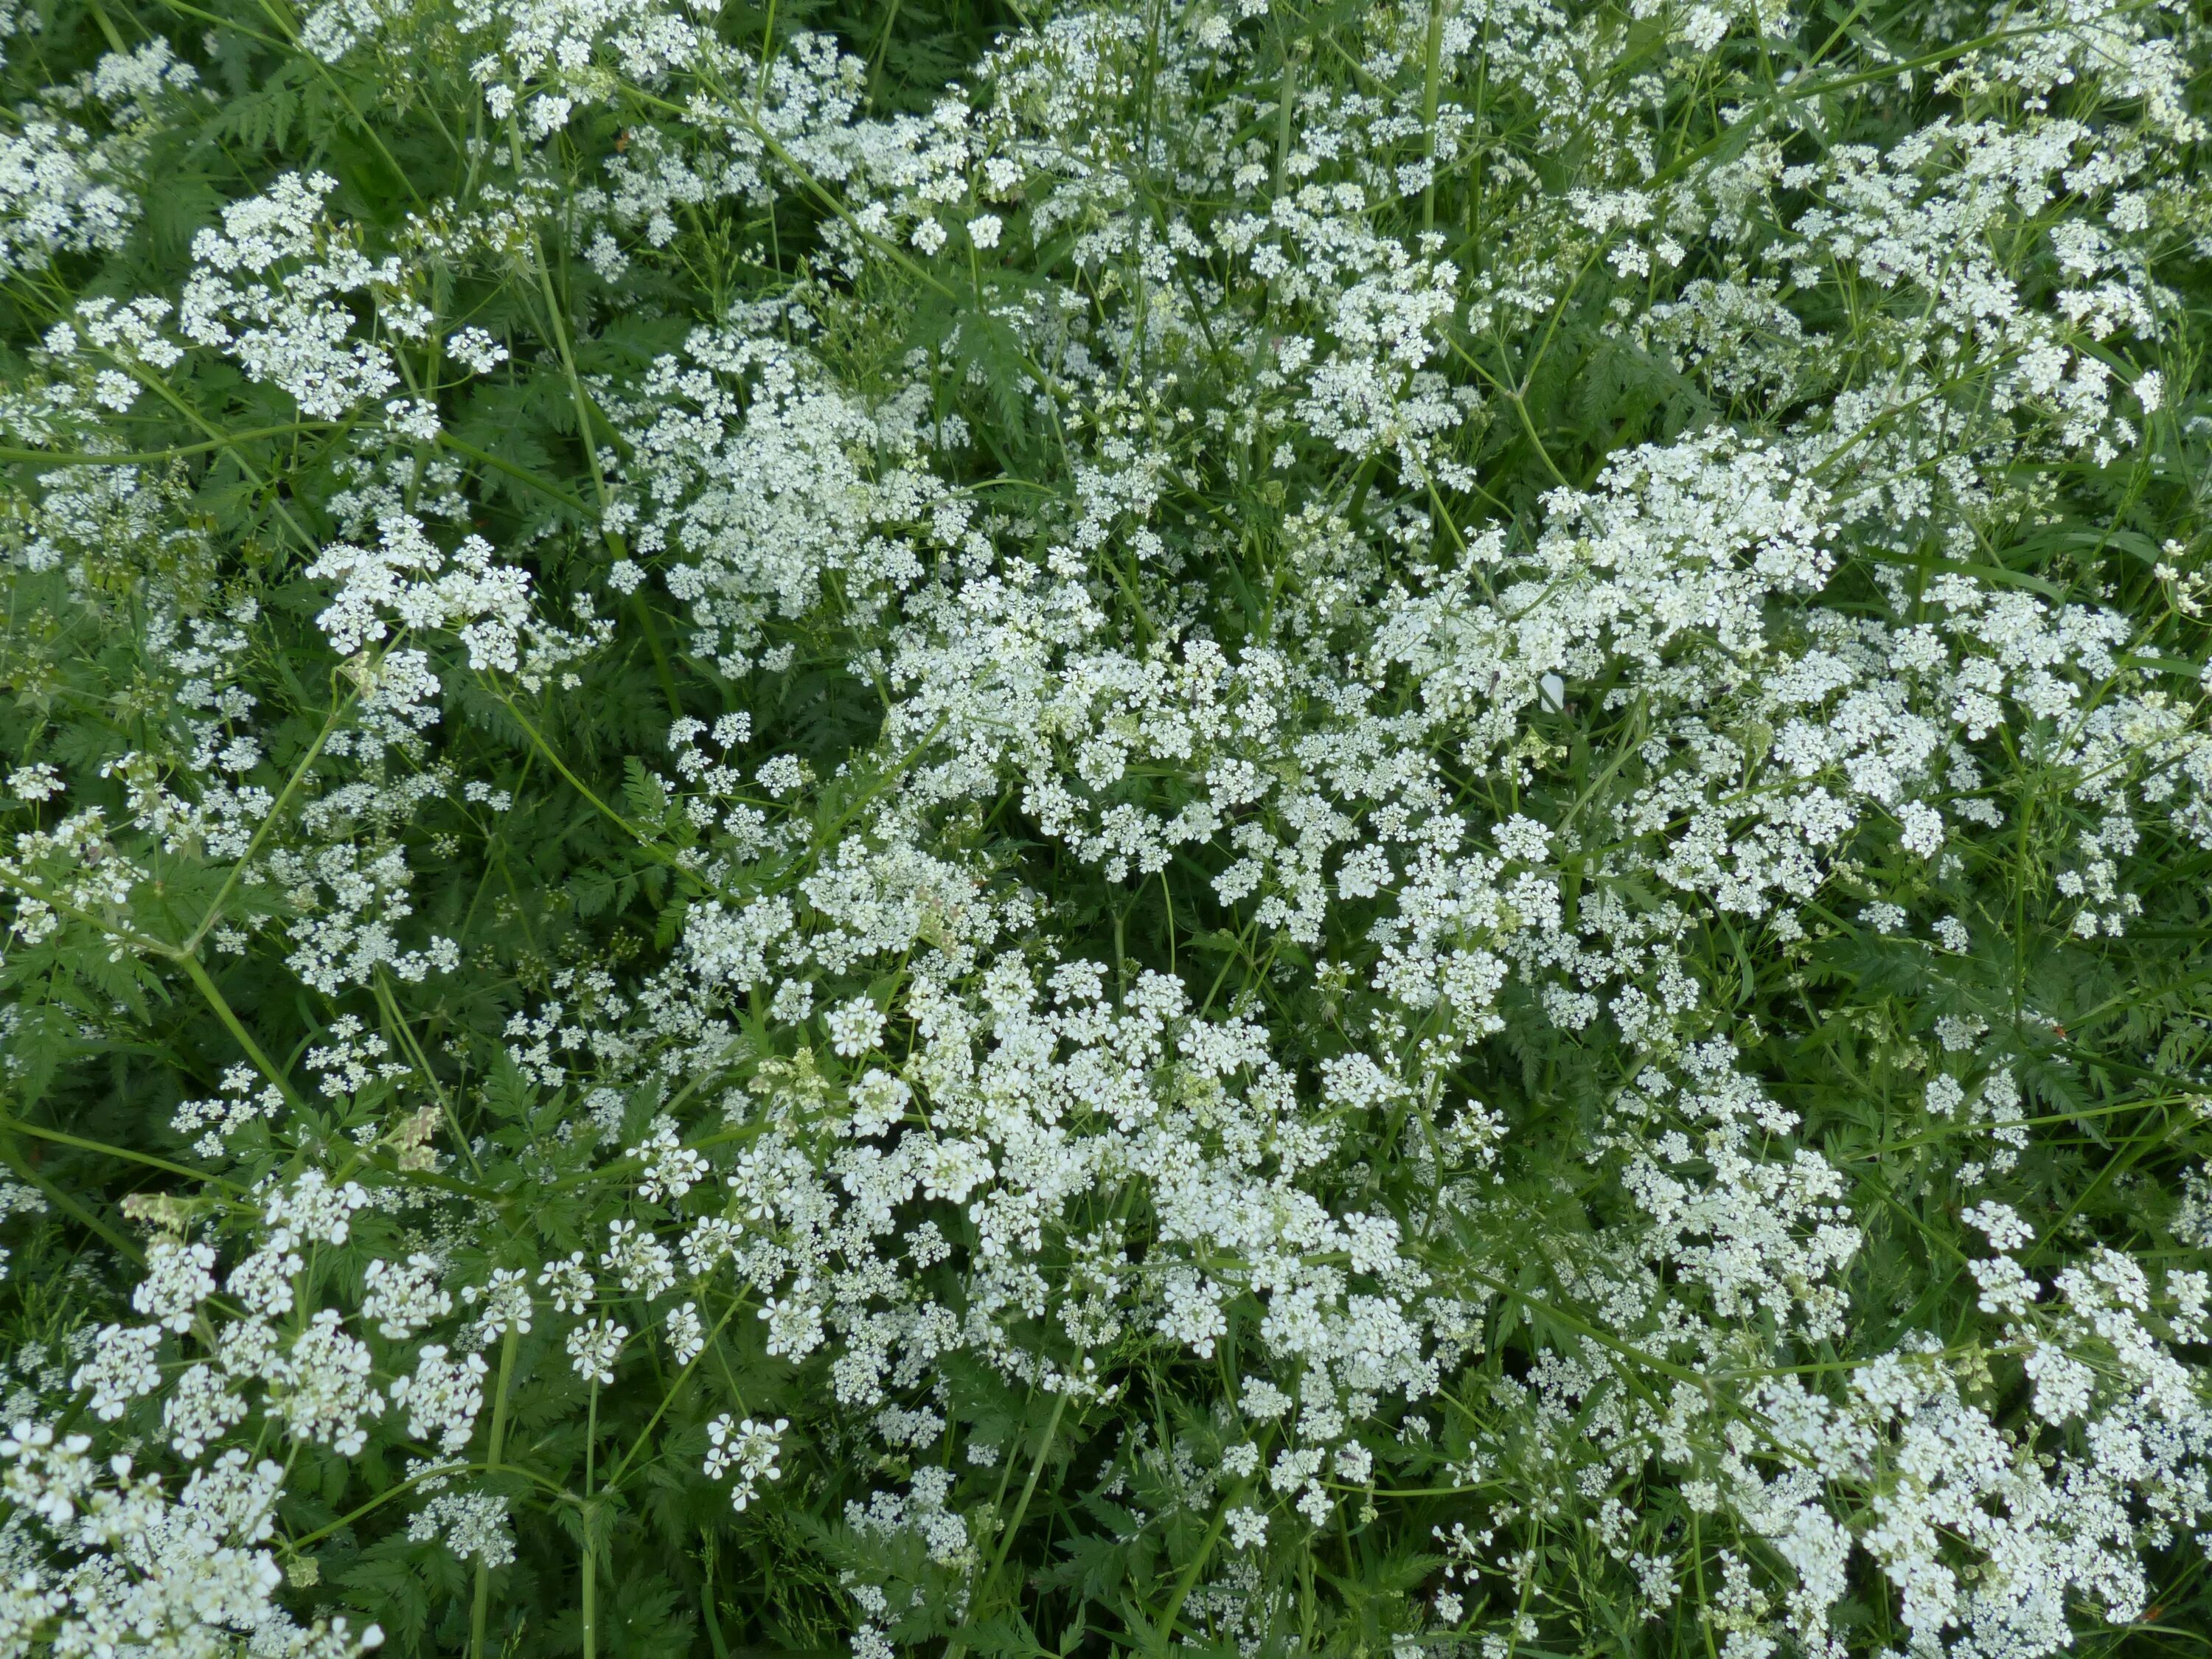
{"left": 2, "top": 1, "right": 2212, "bottom": 1656}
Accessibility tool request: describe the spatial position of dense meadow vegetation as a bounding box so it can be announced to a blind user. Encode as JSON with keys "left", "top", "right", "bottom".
{"left": 2, "top": 0, "right": 2212, "bottom": 1655}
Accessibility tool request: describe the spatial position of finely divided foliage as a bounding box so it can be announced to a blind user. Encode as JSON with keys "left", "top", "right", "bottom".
{"left": 0, "top": 0, "right": 2208, "bottom": 1655}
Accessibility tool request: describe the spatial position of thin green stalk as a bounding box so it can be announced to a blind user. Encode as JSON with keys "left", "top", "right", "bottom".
{"left": 434, "top": 432, "right": 593, "bottom": 514}
{"left": 0, "top": 1113, "right": 233, "bottom": 1186}
{"left": 470, "top": 1325, "right": 520, "bottom": 1659}
{"left": 108, "top": 358, "right": 321, "bottom": 556}
{"left": 248, "top": 0, "right": 424, "bottom": 209}
{"left": 181, "top": 680, "right": 357, "bottom": 956}
{"left": 479, "top": 188, "right": 686, "bottom": 722}
{"left": 0, "top": 1130, "right": 142, "bottom": 1264}
{"left": 1148, "top": 1492, "right": 1231, "bottom": 1657}
{"left": 1419, "top": 0, "right": 1444, "bottom": 232}
{"left": 290, "top": 1459, "right": 472, "bottom": 1549}
{"left": 178, "top": 952, "right": 306, "bottom": 1112}
{"left": 603, "top": 1291, "right": 751, "bottom": 1492}
{"left": 942, "top": 1390, "right": 1071, "bottom": 1659}
{"left": 372, "top": 973, "right": 484, "bottom": 1178}
{"left": 582, "top": 1378, "right": 600, "bottom": 1659}
{"left": 0, "top": 426, "right": 332, "bottom": 467}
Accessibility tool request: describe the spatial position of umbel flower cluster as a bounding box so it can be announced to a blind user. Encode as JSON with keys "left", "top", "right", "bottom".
{"left": 1, "top": 0, "right": 2211, "bottom": 1654}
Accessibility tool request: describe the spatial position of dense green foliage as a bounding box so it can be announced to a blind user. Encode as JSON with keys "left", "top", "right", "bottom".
{"left": 4, "top": 1, "right": 2212, "bottom": 1657}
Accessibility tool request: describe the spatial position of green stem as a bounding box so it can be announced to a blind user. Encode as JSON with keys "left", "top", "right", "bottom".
{"left": 371, "top": 973, "right": 483, "bottom": 1178}
{"left": 1150, "top": 1493, "right": 1231, "bottom": 1656}
{"left": 582, "top": 1378, "right": 600, "bottom": 1659}
{"left": 290, "top": 1458, "right": 470, "bottom": 1548}
{"left": 0, "top": 1129, "right": 142, "bottom": 1263}
{"left": 493, "top": 688, "right": 653, "bottom": 847}
{"left": 248, "top": 0, "right": 423, "bottom": 209}
{"left": 181, "top": 680, "right": 355, "bottom": 956}
{"left": 943, "top": 1390, "right": 1071, "bottom": 1659}
{"left": 1419, "top": 0, "right": 1443, "bottom": 232}
{"left": 178, "top": 953, "right": 306, "bottom": 1111}
{"left": 0, "top": 426, "right": 331, "bottom": 467}
{"left": 0, "top": 1113, "right": 232, "bottom": 1186}
{"left": 603, "top": 1291, "right": 750, "bottom": 1492}
{"left": 435, "top": 432, "right": 591, "bottom": 514}
{"left": 84, "top": 0, "right": 129, "bottom": 52}
{"left": 470, "top": 1325, "right": 520, "bottom": 1659}
{"left": 111, "top": 358, "right": 321, "bottom": 555}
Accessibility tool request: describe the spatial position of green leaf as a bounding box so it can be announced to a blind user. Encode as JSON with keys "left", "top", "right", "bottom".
{"left": 482, "top": 1049, "right": 539, "bottom": 1122}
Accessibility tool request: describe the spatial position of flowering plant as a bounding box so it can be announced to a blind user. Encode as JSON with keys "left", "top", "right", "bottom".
{"left": 2, "top": 0, "right": 2212, "bottom": 1655}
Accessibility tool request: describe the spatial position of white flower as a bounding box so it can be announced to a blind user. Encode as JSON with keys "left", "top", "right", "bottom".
{"left": 132, "top": 1240, "right": 218, "bottom": 1332}
{"left": 1225, "top": 1506, "right": 1268, "bottom": 1551}
{"left": 274, "top": 1311, "right": 383, "bottom": 1456}
{"left": 1961, "top": 1201, "right": 2034, "bottom": 1253}
{"left": 538, "top": 1252, "right": 594, "bottom": 1315}
{"left": 461, "top": 1268, "right": 534, "bottom": 1343}
{"left": 1897, "top": 801, "right": 1944, "bottom": 858}
{"left": 665, "top": 1301, "right": 705, "bottom": 1366}
{"left": 602, "top": 1219, "right": 676, "bottom": 1300}
{"left": 409, "top": 1490, "right": 516, "bottom": 1568}
{"left": 824, "top": 995, "right": 886, "bottom": 1057}
{"left": 263, "top": 1170, "right": 369, "bottom": 1245}
{"left": 630, "top": 1121, "right": 709, "bottom": 1202}
{"left": 389, "top": 1345, "right": 487, "bottom": 1453}
{"left": 74, "top": 1324, "right": 161, "bottom": 1420}
{"left": 7, "top": 763, "right": 62, "bottom": 802}
{"left": 162, "top": 1363, "right": 247, "bottom": 1460}
{"left": 703, "top": 1414, "right": 789, "bottom": 1510}
{"left": 447, "top": 326, "right": 509, "bottom": 375}
{"left": 364, "top": 1254, "right": 452, "bottom": 1340}
{"left": 769, "top": 978, "right": 815, "bottom": 1023}
{"left": 566, "top": 1318, "right": 627, "bottom": 1386}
